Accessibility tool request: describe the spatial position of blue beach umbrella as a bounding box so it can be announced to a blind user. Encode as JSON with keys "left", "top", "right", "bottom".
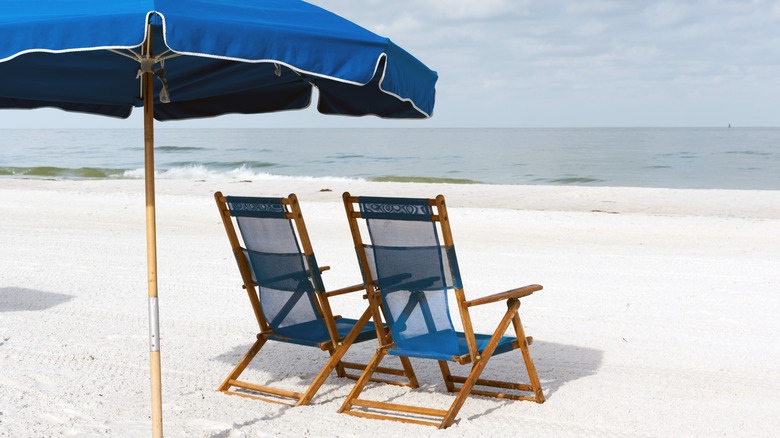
{"left": 0, "top": 1, "right": 436, "bottom": 435}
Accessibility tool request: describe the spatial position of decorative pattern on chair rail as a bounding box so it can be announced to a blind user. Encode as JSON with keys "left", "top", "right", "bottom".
{"left": 358, "top": 197, "right": 431, "bottom": 220}
{"left": 226, "top": 196, "right": 286, "bottom": 218}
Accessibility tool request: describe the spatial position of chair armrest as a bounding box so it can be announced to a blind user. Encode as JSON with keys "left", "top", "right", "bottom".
{"left": 465, "top": 284, "right": 542, "bottom": 307}
{"left": 324, "top": 283, "right": 366, "bottom": 297}
{"left": 319, "top": 266, "right": 331, "bottom": 273}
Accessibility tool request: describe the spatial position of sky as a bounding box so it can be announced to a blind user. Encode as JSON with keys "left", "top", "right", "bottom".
{"left": 2, "top": 0, "right": 779, "bottom": 129}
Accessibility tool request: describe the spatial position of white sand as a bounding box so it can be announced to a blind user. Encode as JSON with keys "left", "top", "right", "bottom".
{"left": 1, "top": 178, "right": 778, "bottom": 437}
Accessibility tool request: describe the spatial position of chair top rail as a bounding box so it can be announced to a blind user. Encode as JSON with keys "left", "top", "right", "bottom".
{"left": 218, "top": 193, "right": 297, "bottom": 220}
{"left": 344, "top": 194, "right": 441, "bottom": 222}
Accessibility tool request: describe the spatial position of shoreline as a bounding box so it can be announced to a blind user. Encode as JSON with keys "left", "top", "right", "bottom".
{"left": 2, "top": 177, "right": 778, "bottom": 219}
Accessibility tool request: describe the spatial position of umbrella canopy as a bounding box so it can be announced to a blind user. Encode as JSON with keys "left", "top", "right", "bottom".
{"left": 0, "top": 0, "right": 436, "bottom": 119}
{"left": 0, "top": 1, "right": 436, "bottom": 436}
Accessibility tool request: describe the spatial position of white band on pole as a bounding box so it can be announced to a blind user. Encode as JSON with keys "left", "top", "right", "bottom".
{"left": 148, "top": 297, "right": 160, "bottom": 352}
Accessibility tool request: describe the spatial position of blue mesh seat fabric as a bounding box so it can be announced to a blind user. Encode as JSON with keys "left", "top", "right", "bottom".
{"left": 358, "top": 196, "right": 518, "bottom": 361}
{"left": 387, "top": 333, "right": 517, "bottom": 361}
{"left": 226, "top": 196, "right": 375, "bottom": 344}
{"left": 266, "top": 317, "right": 377, "bottom": 347}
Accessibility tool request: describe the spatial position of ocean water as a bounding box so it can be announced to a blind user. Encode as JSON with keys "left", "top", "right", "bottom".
{"left": 1, "top": 127, "right": 778, "bottom": 190}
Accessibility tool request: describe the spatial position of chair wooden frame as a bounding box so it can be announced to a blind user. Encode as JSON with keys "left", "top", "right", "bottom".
{"left": 339, "top": 192, "right": 545, "bottom": 428}
{"left": 214, "top": 192, "right": 418, "bottom": 406}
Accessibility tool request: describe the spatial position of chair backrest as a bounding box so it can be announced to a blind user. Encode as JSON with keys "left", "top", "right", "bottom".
{"left": 223, "top": 195, "right": 331, "bottom": 342}
{"left": 349, "top": 195, "right": 465, "bottom": 357}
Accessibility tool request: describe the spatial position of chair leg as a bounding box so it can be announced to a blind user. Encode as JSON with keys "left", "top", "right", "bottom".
{"left": 438, "top": 360, "right": 456, "bottom": 392}
{"left": 218, "top": 335, "right": 267, "bottom": 393}
{"left": 296, "top": 307, "right": 373, "bottom": 406}
{"left": 511, "top": 313, "right": 545, "bottom": 403}
{"left": 440, "top": 300, "right": 519, "bottom": 429}
{"left": 326, "top": 344, "right": 348, "bottom": 378}
{"left": 399, "top": 356, "right": 419, "bottom": 388}
{"left": 339, "top": 348, "right": 388, "bottom": 414}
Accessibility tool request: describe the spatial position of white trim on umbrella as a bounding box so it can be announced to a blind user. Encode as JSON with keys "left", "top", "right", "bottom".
{"left": 0, "top": 10, "right": 432, "bottom": 119}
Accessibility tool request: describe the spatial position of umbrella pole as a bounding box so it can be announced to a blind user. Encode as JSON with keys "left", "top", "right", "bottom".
{"left": 142, "top": 27, "right": 164, "bottom": 438}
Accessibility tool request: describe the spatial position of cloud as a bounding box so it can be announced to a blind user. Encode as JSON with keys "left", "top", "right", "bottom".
{"left": 643, "top": 2, "right": 691, "bottom": 28}
{"left": 565, "top": 1, "right": 627, "bottom": 15}
{"left": 419, "top": 0, "right": 527, "bottom": 21}
{"left": 372, "top": 14, "right": 423, "bottom": 35}
{"left": 572, "top": 21, "right": 607, "bottom": 36}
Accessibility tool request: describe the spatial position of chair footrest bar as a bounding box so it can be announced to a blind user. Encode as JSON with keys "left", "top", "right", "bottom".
{"left": 343, "top": 373, "right": 415, "bottom": 387}
{"left": 340, "top": 361, "right": 408, "bottom": 377}
{"left": 351, "top": 398, "right": 447, "bottom": 417}
{"left": 468, "top": 389, "right": 538, "bottom": 401}
{"left": 227, "top": 379, "right": 305, "bottom": 400}
{"left": 447, "top": 375, "right": 534, "bottom": 392}
{"left": 343, "top": 410, "right": 441, "bottom": 427}
{"left": 343, "top": 372, "right": 363, "bottom": 381}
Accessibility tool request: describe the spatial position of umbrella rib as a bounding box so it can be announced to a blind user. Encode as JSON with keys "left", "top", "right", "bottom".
{"left": 108, "top": 49, "right": 141, "bottom": 62}
{"left": 158, "top": 52, "right": 182, "bottom": 62}
{"left": 107, "top": 48, "right": 180, "bottom": 64}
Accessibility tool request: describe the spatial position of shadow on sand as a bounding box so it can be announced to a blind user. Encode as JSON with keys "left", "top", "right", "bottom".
{"left": 0, "top": 287, "right": 74, "bottom": 312}
{"left": 528, "top": 340, "right": 603, "bottom": 399}
{"left": 213, "top": 337, "right": 603, "bottom": 404}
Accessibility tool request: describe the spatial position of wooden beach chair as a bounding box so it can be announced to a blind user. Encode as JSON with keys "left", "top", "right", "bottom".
{"left": 214, "top": 192, "right": 417, "bottom": 406}
{"left": 339, "top": 193, "right": 545, "bottom": 428}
